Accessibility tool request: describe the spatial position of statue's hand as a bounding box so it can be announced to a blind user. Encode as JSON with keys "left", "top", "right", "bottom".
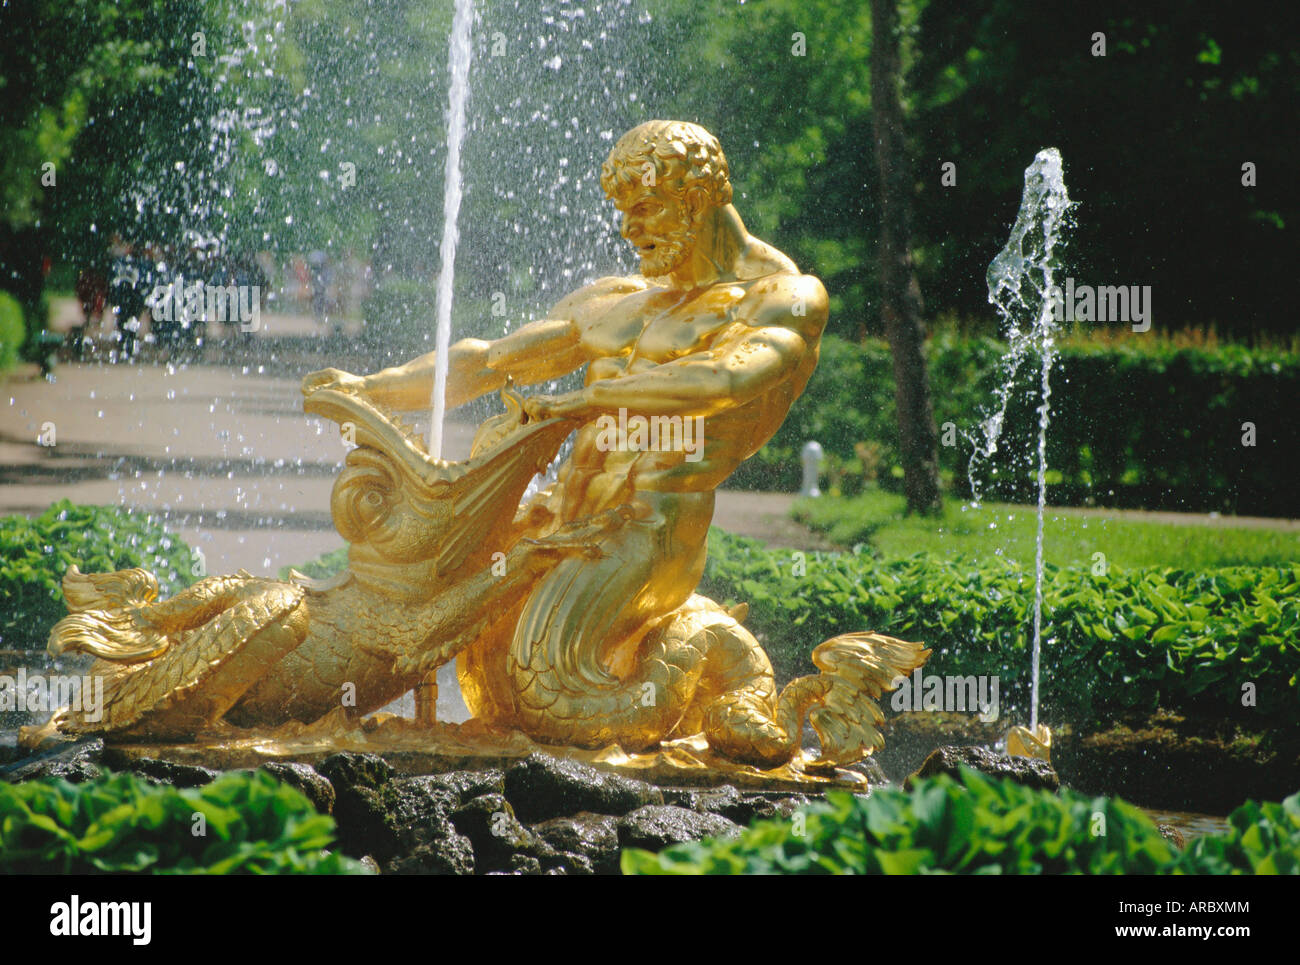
{"left": 523, "top": 390, "right": 589, "bottom": 422}
{"left": 302, "top": 367, "right": 366, "bottom": 398}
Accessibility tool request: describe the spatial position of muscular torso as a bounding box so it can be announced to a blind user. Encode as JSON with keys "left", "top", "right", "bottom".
{"left": 554, "top": 271, "right": 823, "bottom": 519}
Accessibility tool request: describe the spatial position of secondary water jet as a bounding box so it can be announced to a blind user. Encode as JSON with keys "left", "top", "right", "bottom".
{"left": 973, "top": 147, "right": 1076, "bottom": 760}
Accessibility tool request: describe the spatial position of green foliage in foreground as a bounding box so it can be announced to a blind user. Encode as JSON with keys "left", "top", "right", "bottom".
{"left": 0, "top": 501, "right": 196, "bottom": 650}
{"left": 0, "top": 770, "right": 370, "bottom": 875}
{"left": 622, "top": 769, "right": 1300, "bottom": 875}
{"left": 793, "top": 490, "right": 1300, "bottom": 570}
{"left": 700, "top": 529, "right": 1300, "bottom": 726}
{"left": 1178, "top": 794, "right": 1300, "bottom": 875}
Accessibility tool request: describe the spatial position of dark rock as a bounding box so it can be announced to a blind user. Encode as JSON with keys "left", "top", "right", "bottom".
{"left": 541, "top": 850, "right": 595, "bottom": 876}
{"left": 31, "top": 759, "right": 103, "bottom": 784}
{"left": 379, "top": 776, "right": 460, "bottom": 845}
{"left": 330, "top": 774, "right": 459, "bottom": 867}
{"left": 1, "top": 737, "right": 103, "bottom": 784}
{"left": 531, "top": 812, "right": 621, "bottom": 875}
{"left": 421, "top": 768, "right": 506, "bottom": 805}
{"left": 318, "top": 752, "right": 393, "bottom": 792}
{"left": 723, "top": 793, "right": 808, "bottom": 825}
{"left": 508, "top": 854, "right": 543, "bottom": 875}
{"left": 259, "top": 761, "right": 336, "bottom": 814}
{"left": 663, "top": 784, "right": 742, "bottom": 815}
{"left": 875, "top": 712, "right": 1007, "bottom": 783}
{"left": 663, "top": 786, "right": 805, "bottom": 826}
{"left": 385, "top": 831, "right": 476, "bottom": 876}
{"left": 329, "top": 785, "right": 399, "bottom": 860}
{"left": 906, "top": 745, "right": 1060, "bottom": 793}
{"left": 1157, "top": 824, "right": 1186, "bottom": 849}
{"left": 451, "top": 792, "right": 555, "bottom": 874}
{"left": 503, "top": 753, "right": 663, "bottom": 823}
{"left": 617, "top": 805, "right": 740, "bottom": 853}
{"left": 101, "top": 752, "right": 217, "bottom": 788}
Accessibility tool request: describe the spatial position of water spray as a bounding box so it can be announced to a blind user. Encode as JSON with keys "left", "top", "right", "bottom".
{"left": 429, "top": 0, "right": 474, "bottom": 458}
{"left": 976, "top": 147, "right": 1076, "bottom": 761}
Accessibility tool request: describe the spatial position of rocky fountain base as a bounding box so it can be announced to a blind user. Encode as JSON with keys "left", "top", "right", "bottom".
{"left": 21, "top": 709, "right": 868, "bottom": 793}
{"left": 6, "top": 739, "right": 835, "bottom": 875}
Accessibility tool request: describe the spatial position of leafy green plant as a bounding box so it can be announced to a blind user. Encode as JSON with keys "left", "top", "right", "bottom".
{"left": 0, "top": 501, "right": 196, "bottom": 650}
{"left": 0, "top": 770, "right": 370, "bottom": 874}
{"left": 286, "top": 527, "right": 1300, "bottom": 729}
{"left": 279, "top": 545, "right": 348, "bottom": 581}
{"left": 624, "top": 768, "right": 1300, "bottom": 875}
{"left": 623, "top": 768, "right": 1182, "bottom": 875}
{"left": 1176, "top": 794, "right": 1300, "bottom": 874}
{"left": 699, "top": 529, "right": 1300, "bottom": 727}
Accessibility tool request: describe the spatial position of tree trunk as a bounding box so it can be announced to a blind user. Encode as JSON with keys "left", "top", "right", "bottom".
{"left": 871, "top": 0, "right": 942, "bottom": 515}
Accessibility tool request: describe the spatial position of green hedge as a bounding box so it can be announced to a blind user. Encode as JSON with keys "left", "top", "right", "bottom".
{"left": 729, "top": 333, "right": 1300, "bottom": 517}
{"left": 0, "top": 291, "right": 24, "bottom": 373}
{"left": 0, "top": 770, "right": 369, "bottom": 874}
{"left": 280, "top": 545, "right": 348, "bottom": 582}
{"left": 285, "top": 528, "right": 1300, "bottom": 730}
{"left": 0, "top": 501, "right": 196, "bottom": 650}
{"left": 622, "top": 768, "right": 1300, "bottom": 875}
{"left": 699, "top": 529, "right": 1300, "bottom": 729}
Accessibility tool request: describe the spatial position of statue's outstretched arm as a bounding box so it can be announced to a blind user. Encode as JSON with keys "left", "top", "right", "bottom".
{"left": 302, "top": 339, "right": 496, "bottom": 412}
{"left": 303, "top": 275, "right": 640, "bottom": 411}
{"left": 302, "top": 320, "right": 585, "bottom": 413}
{"left": 485, "top": 317, "right": 587, "bottom": 383}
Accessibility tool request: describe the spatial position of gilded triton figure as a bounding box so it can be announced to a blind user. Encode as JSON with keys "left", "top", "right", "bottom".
{"left": 304, "top": 120, "right": 928, "bottom": 765}
{"left": 42, "top": 121, "right": 927, "bottom": 774}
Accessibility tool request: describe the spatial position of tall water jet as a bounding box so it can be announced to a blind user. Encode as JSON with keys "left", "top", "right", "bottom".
{"left": 973, "top": 148, "right": 1075, "bottom": 742}
{"left": 429, "top": 0, "right": 474, "bottom": 458}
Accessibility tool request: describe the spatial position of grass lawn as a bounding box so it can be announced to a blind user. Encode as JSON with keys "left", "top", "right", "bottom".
{"left": 791, "top": 490, "right": 1300, "bottom": 570}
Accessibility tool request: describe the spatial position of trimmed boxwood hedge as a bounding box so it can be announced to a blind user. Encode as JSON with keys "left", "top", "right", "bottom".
{"left": 699, "top": 529, "right": 1300, "bottom": 729}
{"left": 729, "top": 332, "right": 1300, "bottom": 517}
{"left": 285, "top": 527, "right": 1300, "bottom": 732}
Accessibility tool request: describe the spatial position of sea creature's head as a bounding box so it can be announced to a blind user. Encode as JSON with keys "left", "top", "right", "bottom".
{"left": 332, "top": 447, "right": 453, "bottom": 564}
{"left": 306, "top": 385, "right": 571, "bottom": 594}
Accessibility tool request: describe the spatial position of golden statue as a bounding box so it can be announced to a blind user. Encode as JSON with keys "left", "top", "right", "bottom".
{"left": 1006, "top": 724, "right": 1052, "bottom": 762}
{"left": 40, "top": 121, "right": 928, "bottom": 778}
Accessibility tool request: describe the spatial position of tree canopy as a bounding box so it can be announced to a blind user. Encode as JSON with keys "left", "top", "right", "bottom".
{"left": 3, "top": 0, "right": 1294, "bottom": 338}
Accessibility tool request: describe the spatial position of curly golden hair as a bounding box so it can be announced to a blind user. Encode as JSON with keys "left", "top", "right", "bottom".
{"left": 600, "top": 121, "right": 733, "bottom": 208}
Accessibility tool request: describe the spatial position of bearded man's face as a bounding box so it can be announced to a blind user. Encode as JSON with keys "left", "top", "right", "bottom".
{"left": 615, "top": 186, "right": 699, "bottom": 277}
